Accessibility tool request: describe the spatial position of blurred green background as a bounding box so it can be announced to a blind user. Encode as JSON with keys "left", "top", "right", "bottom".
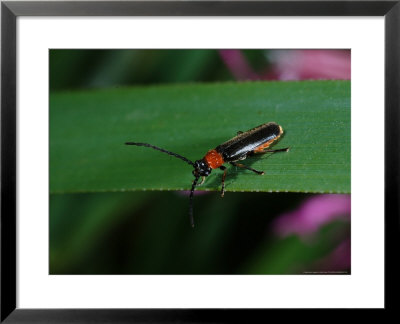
{"left": 50, "top": 49, "right": 351, "bottom": 274}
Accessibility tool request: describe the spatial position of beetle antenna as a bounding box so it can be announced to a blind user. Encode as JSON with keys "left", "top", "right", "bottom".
{"left": 125, "top": 142, "right": 195, "bottom": 166}
{"left": 189, "top": 175, "right": 200, "bottom": 228}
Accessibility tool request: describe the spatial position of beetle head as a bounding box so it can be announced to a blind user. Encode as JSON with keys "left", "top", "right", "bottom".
{"left": 193, "top": 159, "right": 212, "bottom": 178}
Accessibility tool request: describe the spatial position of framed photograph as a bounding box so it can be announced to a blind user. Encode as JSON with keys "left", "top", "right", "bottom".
{"left": 1, "top": 0, "right": 398, "bottom": 322}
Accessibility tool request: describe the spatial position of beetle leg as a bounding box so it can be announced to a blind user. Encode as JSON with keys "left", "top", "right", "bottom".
{"left": 230, "top": 161, "right": 264, "bottom": 175}
{"left": 219, "top": 166, "right": 227, "bottom": 197}
{"left": 198, "top": 176, "right": 206, "bottom": 186}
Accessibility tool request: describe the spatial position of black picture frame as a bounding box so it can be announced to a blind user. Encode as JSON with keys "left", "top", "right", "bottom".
{"left": 1, "top": 0, "right": 399, "bottom": 322}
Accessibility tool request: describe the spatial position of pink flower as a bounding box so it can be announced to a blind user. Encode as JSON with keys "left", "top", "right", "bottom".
{"left": 176, "top": 190, "right": 209, "bottom": 197}
{"left": 219, "top": 49, "right": 351, "bottom": 81}
{"left": 265, "top": 49, "right": 351, "bottom": 80}
{"left": 218, "top": 50, "right": 259, "bottom": 80}
{"left": 273, "top": 194, "right": 351, "bottom": 237}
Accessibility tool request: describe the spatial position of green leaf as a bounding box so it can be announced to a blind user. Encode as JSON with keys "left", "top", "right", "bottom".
{"left": 50, "top": 80, "right": 350, "bottom": 194}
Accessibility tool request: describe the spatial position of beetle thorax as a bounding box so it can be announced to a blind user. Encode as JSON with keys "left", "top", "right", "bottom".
{"left": 204, "top": 149, "right": 225, "bottom": 169}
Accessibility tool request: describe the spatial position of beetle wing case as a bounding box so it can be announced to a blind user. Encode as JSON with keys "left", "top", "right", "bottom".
{"left": 215, "top": 122, "right": 283, "bottom": 162}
